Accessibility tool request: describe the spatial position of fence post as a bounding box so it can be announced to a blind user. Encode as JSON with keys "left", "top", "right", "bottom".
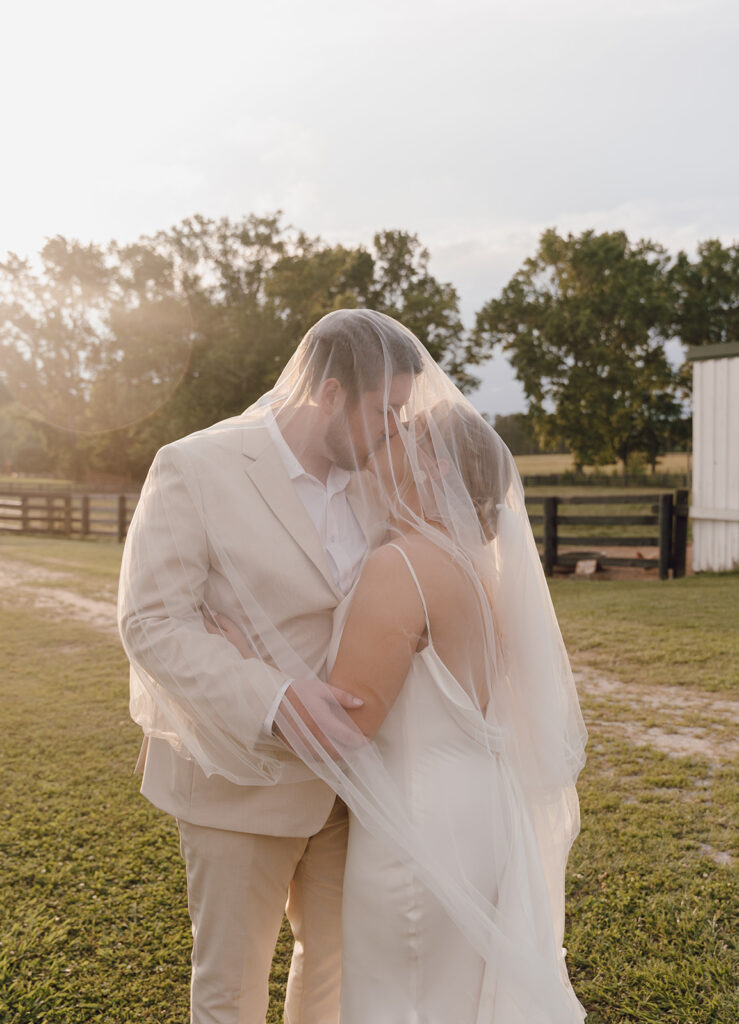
{"left": 543, "top": 497, "right": 559, "bottom": 577}
{"left": 63, "top": 494, "right": 72, "bottom": 536}
{"left": 46, "top": 495, "right": 54, "bottom": 533}
{"left": 658, "top": 493, "right": 674, "bottom": 580}
{"left": 21, "top": 494, "right": 29, "bottom": 532}
{"left": 672, "top": 488, "right": 689, "bottom": 579}
{"left": 81, "top": 495, "right": 90, "bottom": 537}
{"left": 117, "top": 494, "right": 127, "bottom": 543}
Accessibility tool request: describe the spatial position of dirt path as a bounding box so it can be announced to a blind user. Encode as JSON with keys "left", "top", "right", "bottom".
{"left": 0, "top": 557, "right": 119, "bottom": 635}
{"left": 2, "top": 554, "right": 736, "bottom": 764}
{"left": 573, "top": 666, "right": 738, "bottom": 764}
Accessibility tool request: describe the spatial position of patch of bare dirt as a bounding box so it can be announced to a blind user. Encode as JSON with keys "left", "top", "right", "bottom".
{"left": 2, "top": 554, "right": 736, "bottom": 765}
{"left": 574, "top": 666, "right": 739, "bottom": 764}
{"left": 0, "top": 558, "right": 118, "bottom": 636}
{"left": 556, "top": 544, "right": 694, "bottom": 580}
{"left": 697, "top": 843, "right": 733, "bottom": 866}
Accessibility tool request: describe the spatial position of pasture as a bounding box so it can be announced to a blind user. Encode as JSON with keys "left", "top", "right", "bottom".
{"left": 0, "top": 536, "right": 736, "bottom": 1023}
{"left": 514, "top": 452, "right": 692, "bottom": 479}
{"left": 0, "top": 451, "right": 692, "bottom": 495}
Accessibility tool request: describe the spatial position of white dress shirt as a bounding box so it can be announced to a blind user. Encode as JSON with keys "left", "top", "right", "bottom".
{"left": 263, "top": 410, "right": 368, "bottom": 732}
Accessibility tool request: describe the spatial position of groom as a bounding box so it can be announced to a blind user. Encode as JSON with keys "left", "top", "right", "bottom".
{"left": 118, "top": 310, "right": 421, "bottom": 1024}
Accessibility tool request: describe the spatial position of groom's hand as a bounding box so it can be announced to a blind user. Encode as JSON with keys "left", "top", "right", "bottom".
{"left": 274, "top": 679, "right": 366, "bottom": 760}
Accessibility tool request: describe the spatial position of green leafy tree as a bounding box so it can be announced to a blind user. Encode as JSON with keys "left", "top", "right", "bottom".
{"left": 367, "top": 230, "right": 476, "bottom": 390}
{"left": 0, "top": 382, "right": 53, "bottom": 474}
{"left": 266, "top": 237, "right": 374, "bottom": 332}
{"left": 0, "top": 238, "right": 192, "bottom": 434}
{"left": 265, "top": 229, "right": 474, "bottom": 389}
{"left": 1, "top": 215, "right": 487, "bottom": 481}
{"left": 670, "top": 238, "right": 739, "bottom": 349}
{"left": 491, "top": 413, "right": 545, "bottom": 456}
{"left": 474, "top": 228, "right": 684, "bottom": 475}
{"left": 140, "top": 213, "right": 291, "bottom": 439}
{"left": 0, "top": 235, "right": 194, "bottom": 479}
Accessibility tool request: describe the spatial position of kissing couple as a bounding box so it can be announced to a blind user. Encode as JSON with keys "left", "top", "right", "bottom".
{"left": 119, "top": 309, "right": 588, "bottom": 1023}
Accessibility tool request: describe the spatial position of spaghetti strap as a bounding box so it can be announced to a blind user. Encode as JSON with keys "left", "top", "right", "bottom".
{"left": 386, "top": 543, "right": 432, "bottom": 640}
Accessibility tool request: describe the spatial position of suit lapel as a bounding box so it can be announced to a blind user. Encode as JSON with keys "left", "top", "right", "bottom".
{"left": 242, "top": 426, "right": 340, "bottom": 595}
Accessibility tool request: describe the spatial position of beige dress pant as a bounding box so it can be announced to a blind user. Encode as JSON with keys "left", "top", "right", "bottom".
{"left": 178, "top": 798, "right": 348, "bottom": 1024}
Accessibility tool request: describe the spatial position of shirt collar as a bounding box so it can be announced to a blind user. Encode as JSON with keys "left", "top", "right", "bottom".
{"left": 264, "top": 408, "right": 352, "bottom": 493}
{"left": 264, "top": 407, "right": 305, "bottom": 481}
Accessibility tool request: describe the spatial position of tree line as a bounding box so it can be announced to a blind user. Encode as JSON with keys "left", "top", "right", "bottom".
{"left": 0, "top": 215, "right": 736, "bottom": 482}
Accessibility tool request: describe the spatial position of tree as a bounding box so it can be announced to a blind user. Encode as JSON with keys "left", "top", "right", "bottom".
{"left": 0, "top": 235, "right": 195, "bottom": 478}
{"left": 670, "top": 238, "right": 739, "bottom": 349}
{"left": 474, "top": 229, "right": 684, "bottom": 474}
{"left": 0, "top": 381, "right": 51, "bottom": 474}
{"left": 141, "top": 213, "right": 292, "bottom": 440}
{"left": 367, "top": 231, "right": 477, "bottom": 391}
{"left": 1, "top": 216, "right": 485, "bottom": 481}
{"left": 265, "top": 229, "right": 474, "bottom": 390}
{"left": 490, "top": 413, "right": 546, "bottom": 456}
{"left": 266, "top": 237, "right": 374, "bottom": 333}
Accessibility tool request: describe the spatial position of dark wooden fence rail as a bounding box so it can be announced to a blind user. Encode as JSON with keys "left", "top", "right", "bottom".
{"left": 1, "top": 488, "right": 690, "bottom": 579}
{"left": 520, "top": 472, "right": 690, "bottom": 489}
{"left": 527, "top": 490, "right": 689, "bottom": 579}
{"left": 0, "top": 492, "right": 139, "bottom": 542}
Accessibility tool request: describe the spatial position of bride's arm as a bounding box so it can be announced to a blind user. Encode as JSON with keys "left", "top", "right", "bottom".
{"left": 202, "top": 611, "right": 257, "bottom": 658}
{"left": 328, "top": 544, "right": 426, "bottom": 738}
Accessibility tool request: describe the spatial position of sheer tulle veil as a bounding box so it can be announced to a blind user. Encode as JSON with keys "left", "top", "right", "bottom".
{"left": 119, "top": 308, "right": 587, "bottom": 1021}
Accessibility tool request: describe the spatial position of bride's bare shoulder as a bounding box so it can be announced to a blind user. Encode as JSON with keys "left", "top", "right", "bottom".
{"left": 367, "top": 533, "right": 444, "bottom": 567}
{"left": 359, "top": 535, "right": 443, "bottom": 593}
{"left": 346, "top": 539, "right": 427, "bottom": 634}
{"left": 357, "top": 537, "right": 467, "bottom": 635}
{"left": 370, "top": 534, "right": 463, "bottom": 597}
{"left": 390, "top": 532, "right": 456, "bottom": 566}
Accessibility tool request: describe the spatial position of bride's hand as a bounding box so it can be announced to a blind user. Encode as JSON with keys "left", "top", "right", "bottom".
{"left": 274, "top": 678, "right": 366, "bottom": 760}
{"left": 203, "top": 611, "right": 256, "bottom": 659}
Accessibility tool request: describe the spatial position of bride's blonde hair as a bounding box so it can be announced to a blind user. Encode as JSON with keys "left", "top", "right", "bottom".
{"left": 423, "top": 402, "right": 513, "bottom": 541}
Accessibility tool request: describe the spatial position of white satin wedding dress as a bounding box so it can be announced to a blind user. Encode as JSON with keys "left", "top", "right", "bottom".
{"left": 329, "top": 545, "right": 583, "bottom": 1024}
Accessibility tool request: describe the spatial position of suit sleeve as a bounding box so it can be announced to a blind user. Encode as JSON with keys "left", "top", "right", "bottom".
{"left": 118, "top": 444, "right": 287, "bottom": 782}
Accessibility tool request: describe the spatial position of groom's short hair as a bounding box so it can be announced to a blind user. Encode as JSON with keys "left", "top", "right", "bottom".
{"left": 298, "top": 309, "right": 422, "bottom": 405}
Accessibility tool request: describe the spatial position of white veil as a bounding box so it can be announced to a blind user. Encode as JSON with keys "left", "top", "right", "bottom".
{"left": 118, "top": 309, "right": 587, "bottom": 1022}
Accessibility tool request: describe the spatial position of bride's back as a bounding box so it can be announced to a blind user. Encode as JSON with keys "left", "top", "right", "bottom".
{"left": 389, "top": 533, "right": 496, "bottom": 712}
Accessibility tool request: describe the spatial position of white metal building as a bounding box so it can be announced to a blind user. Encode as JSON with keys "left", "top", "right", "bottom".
{"left": 689, "top": 342, "right": 739, "bottom": 572}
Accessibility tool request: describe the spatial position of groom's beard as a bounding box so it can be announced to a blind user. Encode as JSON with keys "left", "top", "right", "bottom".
{"left": 325, "top": 410, "right": 370, "bottom": 471}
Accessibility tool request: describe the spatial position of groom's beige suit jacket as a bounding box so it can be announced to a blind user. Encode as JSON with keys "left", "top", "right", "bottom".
{"left": 122, "top": 418, "right": 381, "bottom": 838}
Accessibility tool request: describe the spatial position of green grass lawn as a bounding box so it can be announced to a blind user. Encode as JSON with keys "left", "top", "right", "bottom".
{"left": 0, "top": 534, "right": 123, "bottom": 579}
{"left": 552, "top": 574, "right": 739, "bottom": 694}
{"left": 0, "top": 476, "right": 75, "bottom": 489}
{"left": 1, "top": 538, "right": 736, "bottom": 1023}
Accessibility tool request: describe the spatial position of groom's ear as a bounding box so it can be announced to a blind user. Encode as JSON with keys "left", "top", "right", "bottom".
{"left": 317, "top": 377, "right": 345, "bottom": 414}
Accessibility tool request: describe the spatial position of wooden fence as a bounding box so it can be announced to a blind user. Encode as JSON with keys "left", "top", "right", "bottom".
{"left": 0, "top": 492, "right": 139, "bottom": 542}
{"left": 0, "top": 488, "right": 690, "bottom": 579}
{"left": 527, "top": 490, "right": 689, "bottom": 579}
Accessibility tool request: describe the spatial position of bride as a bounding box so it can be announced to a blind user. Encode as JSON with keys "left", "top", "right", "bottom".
{"left": 204, "top": 325, "right": 588, "bottom": 1022}
{"left": 326, "top": 401, "right": 586, "bottom": 1023}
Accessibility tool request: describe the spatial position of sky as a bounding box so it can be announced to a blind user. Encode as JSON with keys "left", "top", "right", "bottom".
{"left": 2, "top": 0, "right": 737, "bottom": 417}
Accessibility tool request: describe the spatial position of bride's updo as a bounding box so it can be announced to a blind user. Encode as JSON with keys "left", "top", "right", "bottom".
{"left": 426, "top": 402, "right": 513, "bottom": 541}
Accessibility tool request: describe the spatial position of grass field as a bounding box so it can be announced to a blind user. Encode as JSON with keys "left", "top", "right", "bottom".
{"left": 552, "top": 574, "right": 739, "bottom": 693}
{"left": 1, "top": 537, "right": 736, "bottom": 1023}
{"left": 514, "top": 452, "right": 692, "bottom": 478}
{"left": 0, "top": 452, "right": 692, "bottom": 494}
{"left": 0, "top": 476, "right": 75, "bottom": 489}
